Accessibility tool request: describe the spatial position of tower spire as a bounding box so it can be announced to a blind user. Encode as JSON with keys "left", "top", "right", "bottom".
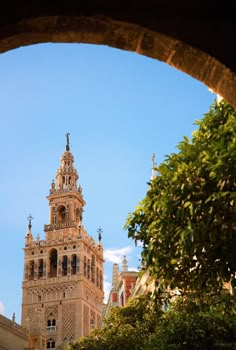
{"left": 27, "top": 214, "right": 33, "bottom": 230}
{"left": 66, "top": 132, "right": 70, "bottom": 151}
{"left": 25, "top": 214, "right": 33, "bottom": 245}
{"left": 52, "top": 134, "right": 79, "bottom": 192}
{"left": 97, "top": 226, "right": 102, "bottom": 244}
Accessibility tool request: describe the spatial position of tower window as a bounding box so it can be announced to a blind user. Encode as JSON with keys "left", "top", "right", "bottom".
{"left": 46, "top": 338, "right": 56, "bottom": 349}
{"left": 46, "top": 319, "right": 56, "bottom": 333}
{"left": 71, "top": 254, "right": 77, "bottom": 275}
{"left": 87, "top": 259, "right": 90, "bottom": 280}
{"left": 57, "top": 205, "right": 66, "bottom": 223}
{"left": 38, "top": 259, "right": 43, "bottom": 278}
{"left": 84, "top": 256, "right": 87, "bottom": 276}
{"left": 91, "top": 256, "right": 95, "bottom": 283}
{"left": 62, "top": 256, "right": 67, "bottom": 276}
{"left": 49, "top": 249, "right": 57, "bottom": 278}
{"left": 29, "top": 260, "right": 35, "bottom": 280}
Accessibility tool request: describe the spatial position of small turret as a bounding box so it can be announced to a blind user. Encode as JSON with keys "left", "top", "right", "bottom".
{"left": 25, "top": 214, "right": 33, "bottom": 246}
{"left": 122, "top": 255, "right": 128, "bottom": 272}
{"left": 97, "top": 226, "right": 102, "bottom": 245}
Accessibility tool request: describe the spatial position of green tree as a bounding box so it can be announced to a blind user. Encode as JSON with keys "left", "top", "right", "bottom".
{"left": 146, "top": 291, "right": 236, "bottom": 350}
{"left": 64, "top": 291, "right": 236, "bottom": 350}
{"left": 125, "top": 99, "right": 236, "bottom": 296}
{"left": 67, "top": 294, "right": 162, "bottom": 350}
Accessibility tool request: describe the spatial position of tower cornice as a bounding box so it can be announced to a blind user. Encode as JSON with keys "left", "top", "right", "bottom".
{"left": 47, "top": 190, "right": 86, "bottom": 207}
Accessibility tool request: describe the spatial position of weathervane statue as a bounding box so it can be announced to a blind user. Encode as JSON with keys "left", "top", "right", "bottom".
{"left": 66, "top": 132, "right": 70, "bottom": 151}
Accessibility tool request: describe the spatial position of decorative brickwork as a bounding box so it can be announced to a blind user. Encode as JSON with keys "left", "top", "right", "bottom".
{"left": 45, "top": 305, "right": 58, "bottom": 320}
{"left": 62, "top": 303, "right": 76, "bottom": 341}
{"left": 83, "top": 304, "right": 89, "bottom": 336}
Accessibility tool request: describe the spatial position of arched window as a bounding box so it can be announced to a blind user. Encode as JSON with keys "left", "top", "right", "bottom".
{"left": 62, "top": 255, "right": 67, "bottom": 276}
{"left": 71, "top": 254, "right": 77, "bottom": 275}
{"left": 87, "top": 259, "right": 90, "bottom": 280}
{"left": 46, "top": 318, "right": 56, "bottom": 332}
{"left": 49, "top": 249, "right": 57, "bottom": 277}
{"left": 57, "top": 205, "right": 66, "bottom": 223}
{"left": 38, "top": 259, "right": 43, "bottom": 278}
{"left": 91, "top": 255, "right": 95, "bottom": 283}
{"left": 29, "top": 260, "right": 35, "bottom": 280}
{"left": 84, "top": 256, "right": 87, "bottom": 276}
{"left": 46, "top": 338, "right": 56, "bottom": 349}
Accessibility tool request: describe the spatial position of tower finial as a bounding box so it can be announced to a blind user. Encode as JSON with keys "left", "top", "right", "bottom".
{"left": 97, "top": 226, "right": 103, "bottom": 243}
{"left": 27, "top": 214, "right": 33, "bottom": 230}
{"left": 65, "top": 132, "right": 70, "bottom": 151}
{"left": 122, "top": 255, "right": 128, "bottom": 271}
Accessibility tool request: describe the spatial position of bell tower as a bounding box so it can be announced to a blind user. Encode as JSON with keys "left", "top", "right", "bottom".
{"left": 21, "top": 134, "right": 104, "bottom": 349}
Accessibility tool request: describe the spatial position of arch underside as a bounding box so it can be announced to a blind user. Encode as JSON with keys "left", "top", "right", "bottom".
{"left": 0, "top": 15, "right": 235, "bottom": 107}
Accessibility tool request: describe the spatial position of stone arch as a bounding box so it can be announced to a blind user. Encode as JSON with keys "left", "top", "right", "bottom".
{"left": 0, "top": 14, "right": 235, "bottom": 107}
{"left": 56, "top": 205, "right": 66, "bottom": 224}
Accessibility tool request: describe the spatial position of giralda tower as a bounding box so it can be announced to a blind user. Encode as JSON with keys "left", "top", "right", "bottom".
{"left": 21, "top": 134, "right": 104, "bottom": 349}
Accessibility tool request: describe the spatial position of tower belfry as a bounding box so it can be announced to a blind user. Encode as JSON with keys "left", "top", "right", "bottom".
{"left": 21, "top": 135, "right": 104, "bottom": 349}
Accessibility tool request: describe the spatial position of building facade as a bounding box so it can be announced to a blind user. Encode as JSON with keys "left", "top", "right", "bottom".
{"left": 0, "top": 314, "right": 28, "bottom": 350}
{"left": 103, "top": 256, "right": 138, "bottom": 321}
{"left": 21, "top": 135, "right": 104, "bottom": 349}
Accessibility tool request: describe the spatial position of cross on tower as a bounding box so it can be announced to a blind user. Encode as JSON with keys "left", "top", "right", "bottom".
{"left": 27, "top": 214, "right": 33, "bottom": 229}
{"left": 97, "top": 226, "right": 103, "bottom": 243}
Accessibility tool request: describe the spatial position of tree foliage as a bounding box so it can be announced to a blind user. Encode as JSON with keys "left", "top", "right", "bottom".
{"left": 63, "top": 291, "right": 235, "bottom": 350}
{"left": 146, "top": 291, "right": 236, "bottom": 350}
{"left": 63, "top": 100, "right": 236, "bottom": 350}
{"left": 125, "top": 99, "right": 236, "bottom": 295}
{"left": 66, "top": 294, "right": 161, "bottom": 350}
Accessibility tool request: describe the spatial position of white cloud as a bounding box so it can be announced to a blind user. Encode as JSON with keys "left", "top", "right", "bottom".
{"left": 128, "top": 266, "right": 140, "bottom": 272}
{"left": 0, "top": 301, "right": 4, "bottom": 314}
{"left": 104, "top": 246, "right": 133, "bottom": 264}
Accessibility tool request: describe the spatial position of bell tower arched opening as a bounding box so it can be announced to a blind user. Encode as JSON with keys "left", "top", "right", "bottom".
{"left": 49, "top": 248, "right": 58, "bottom": 278}
{"left": 56, "top": 205, "right": 66, "bottom": 224}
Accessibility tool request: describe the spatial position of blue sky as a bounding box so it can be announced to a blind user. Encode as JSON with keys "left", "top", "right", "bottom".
{"left": 0, "top": 43, "right": 215, "bottom": 324}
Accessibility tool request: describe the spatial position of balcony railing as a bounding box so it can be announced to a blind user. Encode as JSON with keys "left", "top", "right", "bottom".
{"left": 44, "top": 221, "right": 77, "bottom": 231}
{"left": 46, "top": 325, "right": 56, "bottom": 333}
